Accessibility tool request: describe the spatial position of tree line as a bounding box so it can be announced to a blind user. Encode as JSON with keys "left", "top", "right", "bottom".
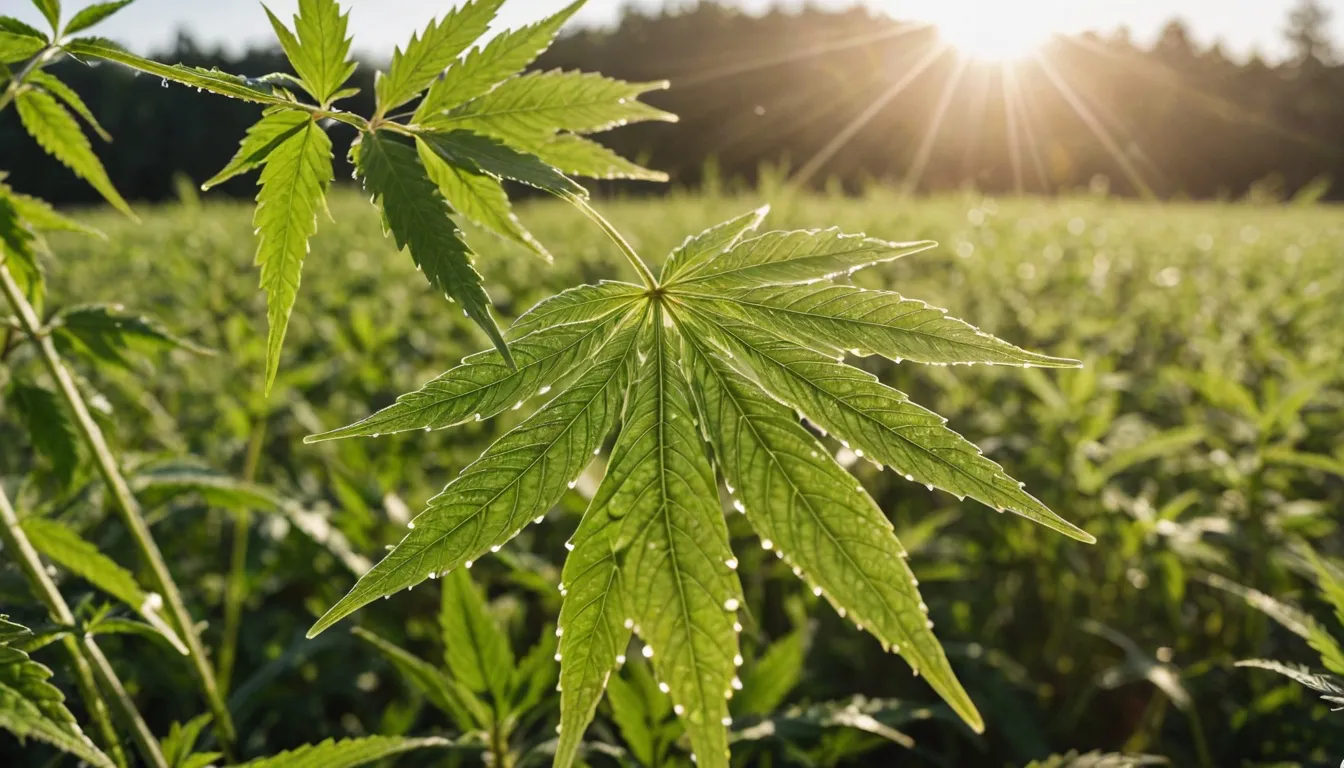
{"left": 2, "top": 0, "right": 1341, "bottom": 204}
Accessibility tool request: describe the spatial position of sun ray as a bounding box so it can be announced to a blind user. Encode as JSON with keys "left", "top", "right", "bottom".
{"left": 1000, "top": 65, "right": 1025, "bottom": 195}
{"left": 1007, "top": 63, "right": 1053, "bottom": 192}
{"left": 901, "top": 54, "right": 970, "bottom": 195}
{"left": 1035, "top": 54, "right": 1155, "bottom": 198}
{"left": 673, "top": 22, "right": 933, "bottom": 88}
{"left": 791, "top": 41, "right": 949, "bottom": 189}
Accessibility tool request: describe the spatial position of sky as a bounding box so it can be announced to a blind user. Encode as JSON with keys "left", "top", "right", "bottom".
{"left": 12, "top": 0, "right": 1344, "bottom": 61}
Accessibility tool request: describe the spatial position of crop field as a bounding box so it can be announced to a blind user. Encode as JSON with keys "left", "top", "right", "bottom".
{"left": 6, "top": 187, "right": 1341, "bottom": 766}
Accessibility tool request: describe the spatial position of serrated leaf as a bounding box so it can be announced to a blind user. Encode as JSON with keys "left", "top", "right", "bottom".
{"left": 0, "top": 619, "right": 114, "bottom": 768}
{"left": 698, "top": 283, "right": 1080, "bottom": 367}
{"left": 1204, "top": 571, "right": 1344, "bottom": 676}
{"left": 64, "top": 38, "right": 290, "bottom": 105}
{"left": 159, "top": 713, "right": 212, "bottom": 768}
{"left": 62, "top": 0, "right": 134, "bottom": 35}
{"left": 250, "top": 114, "right": 333, "bottom": 393}
{"left": 731, "top": 696, "right": 931, "bottom": 749}
{"left": 683, "top": 331, "right": 981, "bottom": 730}
{"left": 597, "top": 312, "right": 741, "bottom": 768}
{"left": 0, "top": 193, "right": 42, "bottom": 301}
{"left": 203, "top": 108, "right": 308, "bottom": 190}
{"left": 508, "top": 281, "right": 644, "bottom": 339}
{"left": 309, "top": 315, "right": 642, "bottom": 637}
{"left": 732, "top": 630, "right": 807, "bottom": 718}
{"left": 0, "top": 27, "right": 45, "bottom": 64}
{"left": 667, "top": 228, "right": 933, "bottom": 290}
{"left": 416, "top": 135, "right": 549, "bottom": 259}
{"left": 355, "top": 130, "right": 511, "bottom": 366}
{"left": 237, "top": 736, "right": 451, "bottom": 768}
{"left": 266, "top": 0, "right": 356, "bottom": 105}
{"left": 0, "top": 180, "right": 103, "bottom": 238}
{"left": 307, "top": 298, "right": 634, "bottom": 442}
{"left": 660, "top": 205, "right": 769, "bottom": 284}
{"left": 555, "top": 505, "right": 630, "bottom": 768}
{"left": 692, "top": 311, "right": 1092, "bottom": 543}
{"left": 352, "top": 627, "right": 487, "bottom": 730}
{"left": 440, "top": 568, "right": 514, "bottom": 705}
{"left": 1236, "top": 659, "right": 1344, "bottom": 703}
{"left": 377, "top": 0, "right": 503, "bottom": 113}
{"left": 1025, "top": 751, "right": 1165, "bottom": 768}
{"left": 15, "top": 87, "right": 133, "bottom": 217}
{"left": 30, "top": 0, "right": 60, "bottom": 32}
{"left": 417, "top": 129, "right": 586, "bottom": 200}
{"left": 20, "top": 516, "right": 189, "bottom": 654}
{"left": 52, "top": 303, "right": 212, "bottom": 368}
{"left": 426, "top": 70, "right": 675, "bottom": 141}
{"left": 603, "top": 669, "right": 656, "bottom": 764}
{"left": 8, "top": 382, "right": 78, "bottom": 486}
{"left": 413, "top": 0, "right": 583, "bottom": 122}
{"left": 509, "top": 627, "right": 557, "bottom": 717}
{"left": 523, "top": 133, "right": 667, "bottom": 182}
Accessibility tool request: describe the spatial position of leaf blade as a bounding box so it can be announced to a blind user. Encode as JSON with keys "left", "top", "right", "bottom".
{"left": 439, "top": 568, "right": 514, "bottom": 704}
{"left": 416, "top": 135, "right": 550, "bottom": 259}
{"left": 660, "top": 205, "right": 769, "bottom": 284}
{"left": 376, "top": 0, "right": 504, "bottom": 113}
{"left": 62, "top": 0, "right": 134, "bottom": 35}
{"left": 15, "top": 88, "right": 133, "bottom": 218}
{"left": 237, "top": 736, "right": 451, "bottom": 768}
{"left": 669, "top": 228, "right": 934, "bottom": 290}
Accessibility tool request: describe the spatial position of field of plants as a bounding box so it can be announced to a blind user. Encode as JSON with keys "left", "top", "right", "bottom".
{"left": 2, "top": 183, "right": 1340, "bottom": 766}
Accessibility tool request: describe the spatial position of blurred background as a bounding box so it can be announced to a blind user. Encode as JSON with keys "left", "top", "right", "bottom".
{"left": 3, "top": 2, "right": 1344, "bottom": 767}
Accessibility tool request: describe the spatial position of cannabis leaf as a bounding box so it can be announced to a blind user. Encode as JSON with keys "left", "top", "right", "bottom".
{"left": 7, "top": 381, "right": 77, "bottom": 485}
{"left": 0, "top": 616, "right": 114, "bottom": 767}
{"left": 307, "top": 211, "right": 1091, "bottom": 766}
{"left": 0, "top": 19, "right": 47, "bottom": 64}
{"left": 70, "top": 0, "right": 672, "bottom": 392}
{"left": 62, "top": 1, "right": 135, "bottom": 37}
{"left": 236, "top": 736, "right": 451, "bottom": 768}
{"left": 14, "top": 87, "right": 132, "bottom": 217}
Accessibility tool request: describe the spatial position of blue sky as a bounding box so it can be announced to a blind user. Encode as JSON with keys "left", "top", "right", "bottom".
{"left": 14, "top": 0, "right": 1344, "bottom": 60}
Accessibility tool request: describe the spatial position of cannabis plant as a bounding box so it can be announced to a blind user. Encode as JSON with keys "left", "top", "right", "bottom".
{"left": 304, "top": 206, "right": 1093, "bottom": 766}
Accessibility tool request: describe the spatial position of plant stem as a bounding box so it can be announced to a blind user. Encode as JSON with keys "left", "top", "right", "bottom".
{"left": 0, "top": 484, "right": 164, "bottom": 768}
{"left": 0, "top": 263, "right": 238, "bottom": 757}
{"left": 573, "top": 199, "right": 658, "bottom": 289}
{"left": 0, "top": 46, "right": 58, "bottom": 112}
{"left": 218, "top": 418, "right": 267, "bottom": 693}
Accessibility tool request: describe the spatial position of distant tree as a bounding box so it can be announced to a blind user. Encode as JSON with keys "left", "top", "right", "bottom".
{"left": 1285, "top": 0, "right": 1336, "bottom": 66}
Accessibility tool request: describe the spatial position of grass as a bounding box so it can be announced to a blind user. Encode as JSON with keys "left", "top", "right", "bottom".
{"left": 10, "top": 186, "right": 1344, "bottom": 766}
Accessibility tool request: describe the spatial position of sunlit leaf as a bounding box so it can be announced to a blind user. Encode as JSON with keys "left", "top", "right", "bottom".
{"left": 7, "top": 382, "right": 78, "bottom": 486}
{"left": 439, "top": 568, "right": 514, "bottom": 705}
{"left": 417, "top": 135, "right": 550, "bottom": 259}
{"left": 14, "top": 87, "right": 133, "bottom": 217}
{"left": 377, "top": 0, "right": 503, "bottom": 113}
{"left": 62, "top": 0, "right": 134, "bottom": 36}
{"left": 659, "top": 205, "right": 769, "bottom": 284}
{"left": 236, "top": 736, "right": 451, "bottom": 768}
{"left": 51, "top": 303, "right": 213, "bottom": 368}
{"left": 667, "top": 228, "right": 934, "bottom": 290}
{"left": 265, "top": 0, "right": 356, "bottom": 105}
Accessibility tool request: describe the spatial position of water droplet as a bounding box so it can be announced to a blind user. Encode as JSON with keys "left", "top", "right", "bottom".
{"left": 659, "top": 682, "right": 670, "bottom": 693}
{"left": 732, "top": 500, "right": 746, "bottom": 514}
{"left": 465, "top": 560, "right": 473, "bottom": 568}
{"left": 616, "top": 654, "right": 626, "bottom": 664}
{"left": 731, "top": 676, "right": 743, "bottom": 690}
{"left": 674, "top": 704, "right": 685, "bottom": 716}
{"left": 724, "top": 558, "right": 738, "bottom": 570}
{"left": 535, "top": 515, "right": 545, "bottom": 524}
{"left": 490, "top": 545, "right": 500, "bottom": 553}
{"left": 812, "top": 586, "right": 823, "bottom": 597}
{"left": 624, "top": 619, "right": 634, "bottom": 629}
{"left": 407, "top": 521, "right": 415, "bottom": 529}
{"left": 642, "top": 645, "right": 654, "bottom": 658}
{"left": 565, "top": 541, "right": 575, "bottom": 551}
{"left": 721, "top": 716, "right": 733, "bottom": 726}
{"left": 554, "top": 653, "right": 562, "bottom": 661}
{"left": 733, "top": 654, "right": 743, "bottom": 666}
{"left": 724, "top": 598, "right": 739, "bottom": 611}
{"left": 555, "top": 627, "right": 564, "bottom": 637}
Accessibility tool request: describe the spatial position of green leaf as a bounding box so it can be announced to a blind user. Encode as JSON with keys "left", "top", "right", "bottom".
{"left": 1235, "top": 659, "right": 1344, "bottom": 707}
{"left": 667, "top": 228, "right": 934, "bottom": 290}
{"left": 682, "top": 330, "right": 982, "bottom": 731}
{"left": 555, "top": 502, "right": 630, "bottom": 768}
{"left": 659, "top": 205, "right": 769, "bottom": 284}
{"left": 508, "top": 281, "right": 644, "bottom": 339}
{"left": 522, "top": 133, "right": 668, "bottom": 182}
{"left": 355, "top": 130, "right": 511, "bottom": 366}
{"left": 440, "top": 568, "right": 514, "bottom": 705}
{"left": 377, "top": 0, "right": 504, "bottom": 113}
{"left": 1025, "top": 751, "right": 1165, "bottom": 768}
{"left": 699, "top": 283, "right": 1080, "bottom": 368}
{"left": 732, "top": 630, "right": 807, "bottom": 718}
{"left": 64, "top": 38, "right": 291, "bottom": 106}
{"left": 0, "top": 179, "right": 103, "bottom": 238}
{"left": 52, "top": 303, "right": 212, "bottom": 368}
{"left": 249, "top": 113, "right": 333, "bottom": 393}
{"left": 602, "top": 671, "right": 654, "bottom": 766}
{"left": 597, "top": 312, "right": 741, "bottom": 768}
{"left": 352, "top": 627, "right": 488, "bottom": 730}
{"left": 692, "top": 311, "right": 1093, "bottom": 543}
{"left": 265, "top": 0, "right": 356, "bottom": 105}
{"left": 0, "top": 618, "right": 114, "bottom": 768}
{"left": 731, "top": 696, "right": 931, "bottom": 750}
{"left": 0, "top": 192, "right": 41, "bottom": 300}
{"left": 20, "top": 516, "right": 190, "bottom": 654}
{"left": 307, "top": 297, "right": 634, "bottom": 442}
{"left": 159, "top": 714, "right": 213, "bottom": 768}
{"left": 509, "top": 627, "right": 558, "bottom": 717}
{"left": 62, "top": 1, "right": 134, "bottom": 35}
{"left": 416, "top": 134, "right": 550, "bottom": 259}
{"left": 14, "top": 87, "right": 133, "bottom": 217}
{"left": 308, "top": 314, "right": 642, "bottom": 637}
{"left": 426, "top": 70, "right": 675, "bottom": 141}
{"left": 30, "top": 0, "right": 60, "bottom": 31}
{"left": 236, "top": 736, "right": 452, "bottom": 768}
{"left": 203, "top": 108, "right": 308, "bottom": 190}
{"left": 7, "top": 382, "right": 78, "bottom": 486}
{"left": 0, "top": 27, "right": 46, "bottom": 63}
{"left": 413, "top": 0, "right": 583, "bottom": 122}
{"left": 416, "top": 129, "right": 586, "bottom": 199}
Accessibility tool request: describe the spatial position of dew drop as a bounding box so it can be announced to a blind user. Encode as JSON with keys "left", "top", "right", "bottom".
{"left": 556, "top": 627, "right": 564, "bottom": 637}
{"left": 721, "top": 716, "right": 733, "bottom": 726}
{"left": 535, "top": 515, "right": 545, "bottom": 524}
{"left": 465, "top": 560, "right": 473, "bottom": 568}
{"left": 812, "top": 586, "right": 823, "bottom": 597}
{"left": 565, "top": 541, "right": 575, "bottom": 551}
{"left": 554, "top": 653, "right": 562, "bottom": 661}
{"left": 642, "top": 645, "right": 654, "bottom": 658}
{"left": 733, "top": 654, "right": 743, "bottom": 666}
{"left": 624, "top": 618, "right": 634, "bottom": 629}
{"left": 674, "top": 704, "right": 685, "bottom": 716}
{"left": 724, "top": 598, "right": 740, "bottom": 611}
{"left": 616, "top": 654, "right": 626, "bottom": 664}
{"left": 761, "top": 539, "right": 773, "bottom": 550}
{"left": 659, "top": 682, "right": 670, "bottom": 693}
{"left": 731, "top": 676, "right": 743, "bottom": 690}
{"left": 407, "top": 521, "right": 416, "bottom": 529}
{"left": 568, "top": 480, "right": 578, "bottom": 489}
{"left": 732, "top": 500, "right": 746, "bottom": 514}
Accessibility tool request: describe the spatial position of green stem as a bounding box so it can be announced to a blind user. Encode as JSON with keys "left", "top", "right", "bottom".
{"left": 0, "top": 484, "right": 162, "bottom": 768}
{"left": 0, "top": 46, "right": 58, "bottom": 112}
{"left": 0, "top": 263, "right": 238, "bottom": 757}
{"left": 218, "top": 418, "right": 267, "bottom": 694}
{"left": 573, "top": 199, "right": 658, "bottom": 289}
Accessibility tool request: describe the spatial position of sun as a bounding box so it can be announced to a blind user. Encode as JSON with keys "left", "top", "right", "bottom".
{"left": 915, "top": 3, "right": 1057, "bottom": 63}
